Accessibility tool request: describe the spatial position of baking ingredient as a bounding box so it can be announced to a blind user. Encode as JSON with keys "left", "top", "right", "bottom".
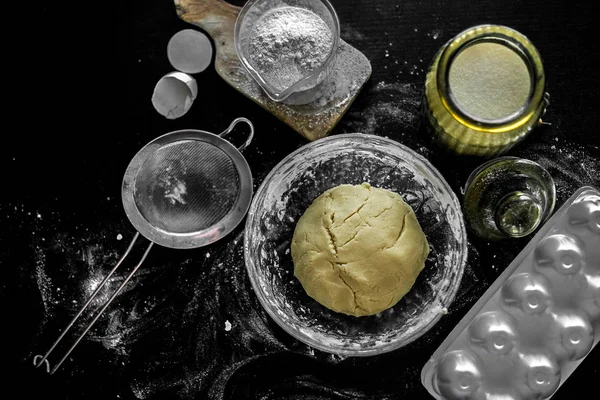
{"left": 291, "top": 183, "right": 430, "bottom": 317}
{"left": 235, "top": 39, "right": 370, "bottom": 132}
{"left": 248, "top": 6, "right": 333, "bottom": 91}
{"left": 448, "top": 42, "right": 531, "bottom": 121}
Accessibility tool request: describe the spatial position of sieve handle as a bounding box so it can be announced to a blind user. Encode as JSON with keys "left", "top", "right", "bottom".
{"left": 219, "top": 117, "right": 254, "bottom": 152}
{"left": 33, "top": 232, "right": 154, "bottom": 374}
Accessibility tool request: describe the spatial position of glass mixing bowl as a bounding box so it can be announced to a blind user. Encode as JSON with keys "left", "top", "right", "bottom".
{"left": 234, "top": 0, "right": 340, "bottom": 103}
{"left": 244, "top": 134, "right": 468, "bottom": 356}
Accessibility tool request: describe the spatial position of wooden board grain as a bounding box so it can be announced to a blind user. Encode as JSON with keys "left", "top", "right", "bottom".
{"left": 174, "top": 0, "right": 372, "bottom": 141}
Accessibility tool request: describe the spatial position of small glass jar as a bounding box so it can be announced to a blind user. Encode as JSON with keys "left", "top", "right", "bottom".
{"left": 424, "top": 25, "right": 550, "bottom": 157}
{"left": 463, "top": 156, "right": 556, "bottom": 241}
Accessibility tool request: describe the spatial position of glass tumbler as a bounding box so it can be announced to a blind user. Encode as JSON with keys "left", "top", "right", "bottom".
{"left": 463, "top": 157, "right": 556, "bottom": 240}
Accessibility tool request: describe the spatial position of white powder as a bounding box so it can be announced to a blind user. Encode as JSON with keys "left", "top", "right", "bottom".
{"left": 248, "top": 6, "right": 333, "bottom": 91}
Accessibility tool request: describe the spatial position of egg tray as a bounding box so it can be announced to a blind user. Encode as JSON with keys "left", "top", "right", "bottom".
{"left": 421, "top": 186, "right": 600, "bottom": 400}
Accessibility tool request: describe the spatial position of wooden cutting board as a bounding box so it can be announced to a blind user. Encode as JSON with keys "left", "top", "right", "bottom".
{"left": 174, "top": 0, "right": 372, "bottom": 141}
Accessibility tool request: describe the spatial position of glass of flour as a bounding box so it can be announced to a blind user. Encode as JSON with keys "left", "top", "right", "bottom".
{"left": 235, "top": 0, "right": 340, "bottom": 104}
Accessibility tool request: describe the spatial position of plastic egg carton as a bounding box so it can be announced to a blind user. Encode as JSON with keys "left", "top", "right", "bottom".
{"left": 421, "top": 186, "right": 600, "bottom": 400}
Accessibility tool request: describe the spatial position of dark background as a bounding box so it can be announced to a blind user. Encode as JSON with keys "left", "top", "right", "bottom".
{"left": 4, "top": 0, "right": 599, "bottom": 398}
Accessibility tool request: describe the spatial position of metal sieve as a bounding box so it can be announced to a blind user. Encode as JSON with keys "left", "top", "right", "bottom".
{"left": 34, "top": 117, "right": 254, "bottom": 374}
{"left": 122, "top": 117, "right": 253, "bottom": 248}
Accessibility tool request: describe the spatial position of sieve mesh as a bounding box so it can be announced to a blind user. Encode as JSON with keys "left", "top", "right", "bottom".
{"left": 133, "top": 140, "right": 240, "bottom": 233}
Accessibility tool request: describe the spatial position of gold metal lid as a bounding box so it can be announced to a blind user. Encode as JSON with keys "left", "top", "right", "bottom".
{"left": 425, "top": 25, "right": 549, "bottom": 157}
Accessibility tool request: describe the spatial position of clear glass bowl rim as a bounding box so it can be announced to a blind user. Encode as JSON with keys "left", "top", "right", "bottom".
{"left": 243, "top": 133, "right": 469, "bottom": 356}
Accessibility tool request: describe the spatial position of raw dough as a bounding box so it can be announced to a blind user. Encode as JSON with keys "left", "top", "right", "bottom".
{"left": 291, "top": 183, "right": 430, "bottom": 317}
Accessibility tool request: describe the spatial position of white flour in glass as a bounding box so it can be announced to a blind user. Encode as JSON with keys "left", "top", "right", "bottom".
{"left": 248, "top": 6, "right": 333, "bottom": 91}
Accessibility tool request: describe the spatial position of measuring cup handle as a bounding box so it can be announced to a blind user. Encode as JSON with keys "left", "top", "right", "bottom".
{"left": 219, "top": 117, "right": 254, "bottom": 152}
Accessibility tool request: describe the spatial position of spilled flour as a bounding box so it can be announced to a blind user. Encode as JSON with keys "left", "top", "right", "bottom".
{"left": 339, "top": 81, "right": 431, "bottom": 156}
{"left": 512, "top": 138, "right": 599, "bottom": 204}
{"left": 341, "top": 81, "right": 422, "bottom": 135}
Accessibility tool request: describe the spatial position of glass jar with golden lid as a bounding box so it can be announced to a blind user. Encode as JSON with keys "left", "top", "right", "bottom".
{"left": 424, "top": 25, "right": 550, "bottom": 157}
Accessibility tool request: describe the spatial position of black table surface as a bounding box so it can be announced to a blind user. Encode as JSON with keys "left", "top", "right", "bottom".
{"left": 5, "top": 0, "right": 599, "bottom": 398}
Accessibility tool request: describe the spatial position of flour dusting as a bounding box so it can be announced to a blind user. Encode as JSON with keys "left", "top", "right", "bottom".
{"left": 340, "top": 81, "right": 425, "bottom": 152}
{"left": 512, "top": 139, "right": 599, "bottom": 203}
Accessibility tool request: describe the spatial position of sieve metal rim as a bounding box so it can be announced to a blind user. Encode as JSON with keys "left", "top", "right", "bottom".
{"left": 121, "top": 119, "right": 253, "bottom": 249}
{"left": 34, "top": 120, "right": 253, "bottom": 375}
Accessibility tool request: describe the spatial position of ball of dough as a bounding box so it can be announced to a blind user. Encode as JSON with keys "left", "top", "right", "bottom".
{"left": 291, "top": 183, "right": 430, "bottom": 317}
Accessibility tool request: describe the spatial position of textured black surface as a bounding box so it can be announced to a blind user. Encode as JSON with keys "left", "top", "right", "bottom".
{"left": 4, "top": 0, "right": 599, "bottom": 399}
